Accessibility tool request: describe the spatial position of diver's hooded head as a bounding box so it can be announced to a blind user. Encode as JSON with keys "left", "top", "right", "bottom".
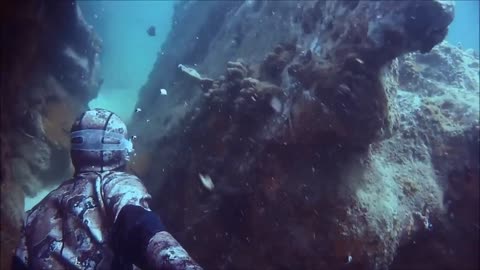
{"left": 70, "top": 108, "right": 134, "bottom": 173}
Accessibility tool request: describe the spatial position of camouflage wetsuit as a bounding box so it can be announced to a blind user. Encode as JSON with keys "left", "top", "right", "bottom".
{"left": 14, "top": 171, "right": 202, "bottom": 270}
{"left": 13, "top": 108, "right": 202, "bottom": 270}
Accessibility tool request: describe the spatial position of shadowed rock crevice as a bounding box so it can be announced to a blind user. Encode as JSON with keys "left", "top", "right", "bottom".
{"left": 0, "top": 1, "right": 102, "bottom": 268}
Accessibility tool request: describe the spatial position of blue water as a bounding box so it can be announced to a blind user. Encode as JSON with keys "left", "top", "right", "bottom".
{"left": 446, "top": 0, "right": 479, "bottom": 53}
{"left": 79, "top": 1, "right": 174, "bottom": 123}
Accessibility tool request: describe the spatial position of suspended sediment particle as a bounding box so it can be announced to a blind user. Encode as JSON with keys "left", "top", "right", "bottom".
{"left": 354, "top": 58, "right": 364, "bottom": 64}
{"left": 270, "top": 96, "right": 282, "bottom": 113}
{"left": 199, "top": 173, "right": 214, "bottom": 191}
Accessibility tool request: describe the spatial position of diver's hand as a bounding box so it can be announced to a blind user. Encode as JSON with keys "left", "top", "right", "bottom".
{"left": 146, "top": 231, "right": 203, "bottom": 270}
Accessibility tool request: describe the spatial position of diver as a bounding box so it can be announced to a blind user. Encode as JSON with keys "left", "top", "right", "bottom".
{"left": 12, "top": 108, "right": 203, "bottom": 270}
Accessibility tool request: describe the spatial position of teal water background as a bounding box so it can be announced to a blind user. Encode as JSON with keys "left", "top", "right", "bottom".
{"left": 80, "top": 1, "right": 174, "bottom": 123}
{"left": 446, "top": 1, "right": 479, "bottom": 53}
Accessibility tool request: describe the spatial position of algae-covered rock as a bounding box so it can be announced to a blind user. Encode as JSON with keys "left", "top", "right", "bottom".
{"left": 128, "top": 1, "right": 478, "bottom": 270}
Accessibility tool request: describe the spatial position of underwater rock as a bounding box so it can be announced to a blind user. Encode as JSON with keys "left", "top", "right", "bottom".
{"left": 260, "top": 42, "right": 297, "bottom": 84}
{"left": 128, "top": 1, "right": 474, "bottom": 270}
{"left": 0, "top": 2, "right": 101, "bottom": 267}
{"left": 17, "top": 138, "right": 51, "bottom": 173}
{"left": 1, "top": 0, "right": 99, "bottom": 187}
{"left": 226, "top": 60, "right": 249, "bottom": 81}
{"left": 10, "top": 158, "right": 42, "bottom": 197}
{"left": 0, "top": 180, "right": 25, "bottom": 270}
{"left": 386, "top": 43, "right": 479, "bottom": 270}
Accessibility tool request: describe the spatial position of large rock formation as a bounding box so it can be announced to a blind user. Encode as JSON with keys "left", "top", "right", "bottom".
{"left": 0, "top": 1, "right": 102, "bottom": 268}
{"left": 389, "top": 43, "right": 479, "bottom": 270}
{"left": 130, "top": 1, "right": 478, "bottom": 270}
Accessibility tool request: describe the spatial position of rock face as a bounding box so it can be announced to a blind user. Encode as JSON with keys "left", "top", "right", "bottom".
{"left": 0, "top": 1, "right": 102, "bottom": 268}
{"left": 389, "top": 43, "right": 479, "bottom": 270}
{"left": 130, "top": 1, "right": 478, "bottom": 270}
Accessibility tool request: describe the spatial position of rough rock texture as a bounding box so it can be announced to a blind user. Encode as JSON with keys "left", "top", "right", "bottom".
{"left": 0, "top": 1, "right": 102, "bottom": 268}
{"left": 130, "top": 1, "right": 478, "bottom": 270}
{"left": 389, "top": 43, "right": 479, "bottom": 270}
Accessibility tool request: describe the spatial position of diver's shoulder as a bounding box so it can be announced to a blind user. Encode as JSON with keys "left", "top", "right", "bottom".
{"left": 101, "top": 171, "right": 143, "bottom": 186}
{"left": 24, "top": 187, "right": 62, "bottom": 223}
{"left": 104, "top": 171, "right": 140, "bottom": 179}
{"left": 28, "top": 175, "right": 88, "bottom": 210}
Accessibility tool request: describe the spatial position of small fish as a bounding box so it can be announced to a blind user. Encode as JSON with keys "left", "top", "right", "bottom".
{"left": 147, "top": 26, "right": 156, "bottom": 37}
{"left": 178, "top": 64, "right": 202, "bottom": 80}
{"left": 199, "top": 173, "right": 214, "bottom": 191}
{"left": 135, "top": 108, "right": 142, "bottom": 113}
{"left": 160, "top": 88, "right": 168, "bottom": 95}
{"left": 355, "top": 58, "right": 364, "bottom": 64}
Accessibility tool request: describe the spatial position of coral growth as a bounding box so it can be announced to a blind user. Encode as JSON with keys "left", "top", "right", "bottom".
{"left": 260, "top": 43, "right": 297, "bottom": 84}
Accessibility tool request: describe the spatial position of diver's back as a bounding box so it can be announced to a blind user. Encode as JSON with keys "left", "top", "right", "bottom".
{"left": 17, "top": 172, "right": 120, "bottom": 269}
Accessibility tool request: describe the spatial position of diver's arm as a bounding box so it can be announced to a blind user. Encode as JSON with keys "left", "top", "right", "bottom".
{"left": 11, "top": 256, "right": 28, "bottom": 270}
{"left": 103, "top": 173, "right": 202, "bottom": 270}
{"left": 146, "top": 231, "right": 203, "bottom": 270}
{"left": 113, "top": 205, "right": 203, "bottom": 270}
